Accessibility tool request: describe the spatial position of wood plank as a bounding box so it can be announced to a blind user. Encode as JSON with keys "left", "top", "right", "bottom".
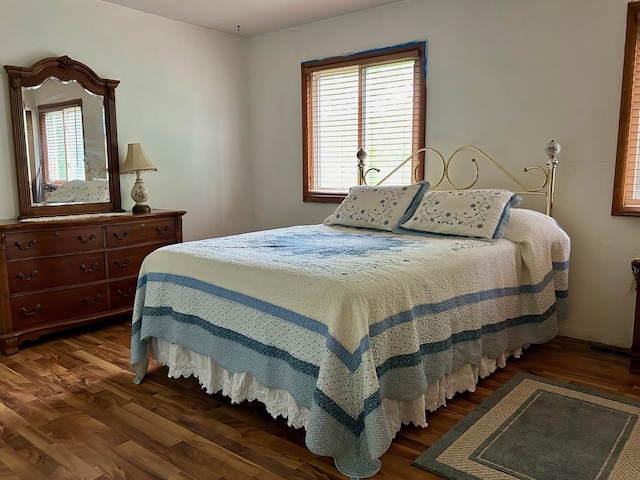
{"left": 0, "top": 433, "right": 75, "bottom": 480}
{"left": 16, "top": 425, "right": 102, "bottom": 480}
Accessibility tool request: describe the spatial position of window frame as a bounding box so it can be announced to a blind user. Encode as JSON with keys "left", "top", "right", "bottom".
{"left": 302, "top": 42, "right": 427, "bottom": 203}
{"left": 613, "top": 2, "right": 640, "bottom": 216}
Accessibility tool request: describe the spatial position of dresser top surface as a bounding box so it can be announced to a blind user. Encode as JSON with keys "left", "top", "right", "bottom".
{"left": 0, "top": 209, "right": 186, "bottom": 232}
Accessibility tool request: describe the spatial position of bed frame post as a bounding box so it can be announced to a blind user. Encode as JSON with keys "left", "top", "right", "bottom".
{"left": 356, "top": 148, "right": 380, "bottom": 185}
{"left": 544, "top": 140, "right": 561, "bottom": 217}
{"left": 357, "top": 149, "right": 367, "bottom": 185}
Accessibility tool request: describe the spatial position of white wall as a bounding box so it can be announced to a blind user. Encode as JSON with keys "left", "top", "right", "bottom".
{"left": 0, "top": 0, "right": 252, "bottom": 241}
{"left": 247, "top": 0, "right": 640, "bottom": 348}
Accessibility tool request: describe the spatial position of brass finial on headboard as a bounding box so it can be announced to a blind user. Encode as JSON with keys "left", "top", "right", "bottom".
{"left": 544, "top": 140, "right": 561, "bottom": 216}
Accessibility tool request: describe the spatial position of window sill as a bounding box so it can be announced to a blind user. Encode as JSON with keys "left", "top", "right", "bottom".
{"left": 303, "top": 192, "right": 346, "bottom": 203}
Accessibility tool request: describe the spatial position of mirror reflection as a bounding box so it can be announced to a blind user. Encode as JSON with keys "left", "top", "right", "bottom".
{"left": 22, "top": 77, "right": 110, "bottom": 205}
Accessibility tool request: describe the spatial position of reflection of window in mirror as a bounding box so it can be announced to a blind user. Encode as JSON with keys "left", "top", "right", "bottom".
{"left": 38, "top": 99, "right": 85, "bottom": 187}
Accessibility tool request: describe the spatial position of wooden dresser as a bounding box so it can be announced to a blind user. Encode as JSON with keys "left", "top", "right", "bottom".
{"left": 0, "top": 209, "right": 186, "bottom": 355}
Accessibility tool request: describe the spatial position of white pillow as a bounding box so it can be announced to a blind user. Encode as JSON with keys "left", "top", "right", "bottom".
{"left": 396, "top": 188, "right": 522, "bottom": 239}
{"left": 325, "top": 181, "right": 429, "bottom": 232}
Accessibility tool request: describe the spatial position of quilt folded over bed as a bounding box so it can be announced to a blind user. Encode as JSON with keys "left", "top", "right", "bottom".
{"left": 131, "top": 208, "right": 569, "bottom": 478}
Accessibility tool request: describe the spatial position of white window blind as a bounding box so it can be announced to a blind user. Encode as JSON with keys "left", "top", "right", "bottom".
{"left": 613, "top": 3, "right": 640, "bottom": 215}
{"left": 621, "top": 11, "right": 640, "bottom": 204}
{"left": 41, "top": 103, "right": 85, "bottom": 184}
{"left": 303, "top": 43, "right": 426, "bottom": 202}
{"left": 311, "top": 66, "right": 359, "bottom": 192}
{"left": 362, "top": 60, "right": 417, "bottom": 186}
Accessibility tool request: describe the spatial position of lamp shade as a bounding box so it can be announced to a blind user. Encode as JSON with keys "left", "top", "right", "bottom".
{"left": 120, "top": 143, "right": 157, "bottom": 174}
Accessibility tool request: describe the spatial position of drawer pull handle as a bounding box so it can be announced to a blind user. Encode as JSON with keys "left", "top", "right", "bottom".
{"left": 156, "top": 226, "right": 171, "bottom": 235}
{"left": 117, "top": 287, "right": 134, "bottom": 297}
{"left": 15, "top": 240, "right": 36, "bottom": 250}
{"left": 17, "top": 270, "right": 38, "bottom": 281}
{"left": 78, "top": 234, "right": 97, "bottom": 243}
{"left": 113, "top": 231, "right": 129, "bottom": 241}
{"left": 80, "top": 263, "right": 99, "bottom": 273}
{"left": 19, "top": 304, "right": 41, "bottom": 316}
{"left": 82, "top": 295, "right": 101, "bottom": 305}
{"left": 114, "top": 258, "right": 131, "bottom": 268}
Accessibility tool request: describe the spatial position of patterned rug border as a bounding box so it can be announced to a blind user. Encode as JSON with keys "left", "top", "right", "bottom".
{"left": 413, "top": 372, "right": 640, "bottom": 480}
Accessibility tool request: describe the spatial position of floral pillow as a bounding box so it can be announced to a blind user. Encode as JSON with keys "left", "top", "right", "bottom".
{"left": 325, "top": 181, "right": 430, "bottom": 232}
{"left": 396, "top": 188, "right": 522, "bottom": 239}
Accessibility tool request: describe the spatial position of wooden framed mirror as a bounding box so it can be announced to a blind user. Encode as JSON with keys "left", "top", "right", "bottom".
{"left": 4, "top": 55, "right": 122, "bottom": 218}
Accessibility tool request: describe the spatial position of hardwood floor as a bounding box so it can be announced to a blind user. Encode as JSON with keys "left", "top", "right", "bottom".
{"left": 0, "top": 319, "right": 639, "bottom": 480}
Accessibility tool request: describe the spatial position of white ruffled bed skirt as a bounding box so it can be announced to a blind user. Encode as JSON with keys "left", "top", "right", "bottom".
{"left": 151, "top": 338, "right": 524, "bottom": 436}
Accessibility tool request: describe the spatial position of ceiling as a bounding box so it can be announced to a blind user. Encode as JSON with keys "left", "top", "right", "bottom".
{"left": 99, "top": 0, "right": 406, "bottom": 37}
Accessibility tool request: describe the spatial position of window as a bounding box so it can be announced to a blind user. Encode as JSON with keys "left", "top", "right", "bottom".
{"left": 613, "top": 2, "right": 640, "bottom": 216}
{"left": 39, "top": 100, "right": 86, "bottom": 185}
{"left": 302, "top": 42, "right": 426, "bottom": 202}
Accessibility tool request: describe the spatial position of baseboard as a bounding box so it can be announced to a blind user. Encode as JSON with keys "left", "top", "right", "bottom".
{"left": 558, "top": 325, "right": 631, "bottom": 350}
{"left": 588, "top": 343, "right": 631, "bottom": 358}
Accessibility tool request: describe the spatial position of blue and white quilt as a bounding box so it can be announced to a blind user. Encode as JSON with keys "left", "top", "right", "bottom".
{"left": 131, "top": 208, "right": 570, "bottom": 479}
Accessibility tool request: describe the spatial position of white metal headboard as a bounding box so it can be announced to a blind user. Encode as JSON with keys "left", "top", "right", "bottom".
{"left": 357, "top": 140, "right": 560, "bottom": 216}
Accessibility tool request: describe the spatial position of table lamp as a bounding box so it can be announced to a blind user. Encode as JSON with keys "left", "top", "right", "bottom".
{"left": 120, "top": 143, "right": 157, "bottom": 213}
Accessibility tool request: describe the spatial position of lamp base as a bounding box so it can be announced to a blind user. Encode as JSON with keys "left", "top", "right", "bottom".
{"left": 132, "top": 204, "right": 151, "bottom": 214}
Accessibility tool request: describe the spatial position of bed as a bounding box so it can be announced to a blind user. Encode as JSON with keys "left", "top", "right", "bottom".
{"left": 130, "top": 141, "right": 570, "bottom": 479}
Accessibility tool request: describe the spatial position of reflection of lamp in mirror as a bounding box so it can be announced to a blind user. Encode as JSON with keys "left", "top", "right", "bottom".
{"left": 120, "top": 143, "right": 157, "bottom": 214}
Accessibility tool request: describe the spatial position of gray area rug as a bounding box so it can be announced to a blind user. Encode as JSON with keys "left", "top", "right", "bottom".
{"left": 414, "top": 373, "right": 640, "bottom": 479}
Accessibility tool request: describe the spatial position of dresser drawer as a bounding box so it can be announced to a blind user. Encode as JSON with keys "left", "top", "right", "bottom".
{"left": 5, "top": 226, "right": 104, "bottom": 260}
{"left": 11, "top": 284, "right": 109, "bottom": 330}
{"left": 7, "top": 252, "right": 106, "bottom": 294}
{"left": 106, "top": 242, "right": 172, "bottom": 278}
{"left": 109, "top": 277, "right": 138, "bottom": 310}
{"left": 106, "top": 219, "right": 177, "bottom": 248}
